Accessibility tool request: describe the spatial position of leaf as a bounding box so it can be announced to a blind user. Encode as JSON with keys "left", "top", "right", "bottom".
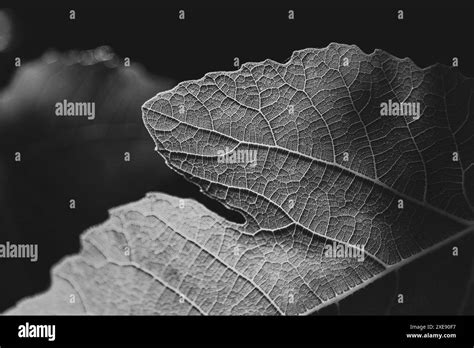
{"left": 7, "top": 192, "right": 313, "bottom": 315}
{"left": 6, "top": 192, "right": 473, "bottom": 315}
{"left": 6, "top": 43, "right": 474, "bottom": 315}
{"left": 141, "top": 43, "right": 474, "bottom": 314}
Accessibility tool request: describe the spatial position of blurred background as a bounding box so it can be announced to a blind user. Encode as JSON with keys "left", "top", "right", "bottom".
{"left": 0, "top": 4, "right": 472, "bottom": 314}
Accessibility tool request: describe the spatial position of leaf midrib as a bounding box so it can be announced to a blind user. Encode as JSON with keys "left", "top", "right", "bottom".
{"left": 143, "top": 104, "right": 474, "bottom": 228}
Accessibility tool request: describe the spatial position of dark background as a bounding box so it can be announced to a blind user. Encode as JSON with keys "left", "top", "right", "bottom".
{"left": 2, "top": 3, "right": 474, "bottom": 89}
{"left": 0, "top": 2, "right": 473, "bottom": 313}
